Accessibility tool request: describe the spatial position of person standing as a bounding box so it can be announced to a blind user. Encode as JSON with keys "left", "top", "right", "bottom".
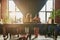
{"left": 33, "top": 14, "right": 41, "bottom": 23}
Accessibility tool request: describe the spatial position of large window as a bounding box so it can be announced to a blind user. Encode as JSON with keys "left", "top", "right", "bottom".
{"left": 8, "top": 0, "right": 54, "bottom": 24}
{"left": 39, "top": 0, "right": 54, "bottom": 23}
{"left": 8, "top": 0, "right": 23, "bottom": 24}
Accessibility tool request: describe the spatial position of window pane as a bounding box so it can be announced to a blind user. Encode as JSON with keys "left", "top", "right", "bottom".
{"left": 16, "top": 6, "right": 20, "bottom": 11}
{"left": 9, "top": 1, "right": 15, "bottom": 11}
{"left": 47, "top": 12, "right": 51, "bottom": 22}
{"left": 46, "top": 0, "right": 53, "bottom": 11}
{"left": 15, "top": 12, "right": 23, "bottom": 24}
{"left": 39, "top": 12, "right": 45, "bottom": 23}
{"left": 48, "top": 0, "right": 53, "bottom": 1}
{"left": 40, "top": 5, "right": 45, "bottom": 11}
{"left": 9, "top": 12, "right": 15, "bottom": 20}
{"left": 15, "top": 12, "right": 23, "bottom": 19}
{"left": 9, "top": 0, "right": 13, "bottom": 1}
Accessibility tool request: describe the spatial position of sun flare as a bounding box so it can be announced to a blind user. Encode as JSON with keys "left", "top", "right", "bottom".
{"left": 9, "top": 1, "right": 23, "bottom": 24}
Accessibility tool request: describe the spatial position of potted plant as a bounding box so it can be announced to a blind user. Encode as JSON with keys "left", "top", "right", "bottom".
{"left": 47, "top": 9, "right": 55, "bottom": 24}
{"left": 55, "top": 9, "right": 60, "bottom": 23}
{"left": 50, "top": 9, "right": 60, "bottom": 23}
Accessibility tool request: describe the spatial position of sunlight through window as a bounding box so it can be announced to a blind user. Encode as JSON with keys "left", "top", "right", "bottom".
{"left": 39, "top": 0, "right": 53, "bottom": 24}
{"left": 8, "top": 0, "right": 23, "bottom": 24}
{"left": 9, "top": 1, "right": 15, "bottom": 11}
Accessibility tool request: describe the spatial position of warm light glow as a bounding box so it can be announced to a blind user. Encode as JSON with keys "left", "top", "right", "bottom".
{"left": 9, "top": 12, "right": 15, "bottom": 20}
{"left": 15, "top": 12, "right": 23, "bottom": 24}
{"left": 9, "top": 12, "right": 23, "bottom": 24}
{"left": 9, "top": 1, "right": 15, "bottom": 11}
{"left": 9, "top": 1, "right": 23, "bottom": 24}
{"left": 15, "top": 12, "right": 23, "bottom": 19}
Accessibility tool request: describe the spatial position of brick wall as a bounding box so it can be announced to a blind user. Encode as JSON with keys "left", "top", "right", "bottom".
{"left": 55, "top": 0, "right": 60, "bottom": 10}
{"left": 55, "top": 0, "right": 60, "bottom": 23}
{"left": 1, "top": 0, "right": 8, "bottom": 19}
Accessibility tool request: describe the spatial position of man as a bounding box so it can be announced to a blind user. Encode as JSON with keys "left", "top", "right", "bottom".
{"left": 33, "top": 14, "right": 41, "bottom": 23}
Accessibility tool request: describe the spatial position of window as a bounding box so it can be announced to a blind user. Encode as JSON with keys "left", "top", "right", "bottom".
{"left": 39, "top": 12, "right": 45, "bottom": 23}
{"left": 8, "top": 0, "right": 23, "bottom": 24}
{"left": 47, "top": 12, "right": 51, "bottom": 22}
{"left": 46, "top": 0, "right": 53, "bottom": 11}
{"left": 39, "top": 0, "right": 54, "bottom": 24}
{"left": 8, "top": 0, "right": 54, "bottom": 24}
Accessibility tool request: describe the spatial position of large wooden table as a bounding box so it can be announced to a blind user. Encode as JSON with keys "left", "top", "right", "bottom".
{"left": 0, "top": 23, "right": 60, "bottom": 40}
{"left": 0, "top": 23, "right": 56, "bottom": 35}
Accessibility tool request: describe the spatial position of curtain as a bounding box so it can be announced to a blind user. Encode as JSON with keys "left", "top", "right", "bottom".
{"left": 13, "top": 0, "right": 47, "bottom": 16}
